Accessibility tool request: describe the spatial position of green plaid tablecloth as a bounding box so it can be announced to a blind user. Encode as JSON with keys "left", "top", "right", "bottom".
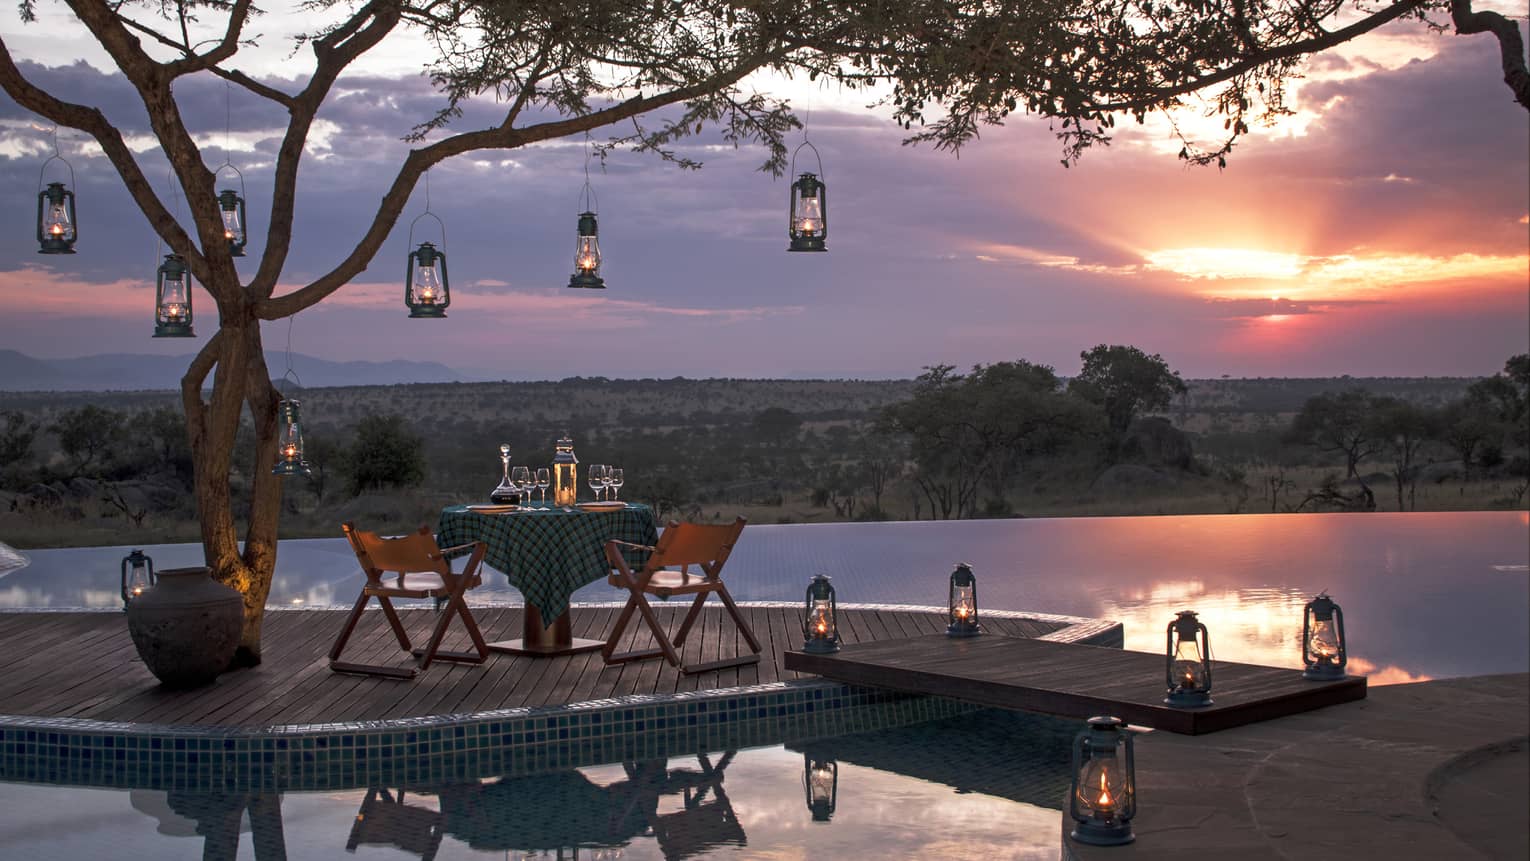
{"left": 438, "top": 503, "right": 658, "bottom": 621}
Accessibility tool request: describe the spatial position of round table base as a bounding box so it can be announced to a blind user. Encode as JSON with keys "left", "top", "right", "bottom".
{"left": 486, "top": 603, "right": 605, "bottom": 657}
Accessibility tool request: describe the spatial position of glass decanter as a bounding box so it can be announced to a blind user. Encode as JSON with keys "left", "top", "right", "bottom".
{"left": 490, "top": 443, "right": 517, "bottom": 503}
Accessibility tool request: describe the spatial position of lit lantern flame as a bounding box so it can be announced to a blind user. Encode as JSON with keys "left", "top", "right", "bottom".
{"left": 1309, "top": 619, "right": 1341, "bottom": 661}
{"left": 1096, "top": 770, "right": 1113, "bottom": 810}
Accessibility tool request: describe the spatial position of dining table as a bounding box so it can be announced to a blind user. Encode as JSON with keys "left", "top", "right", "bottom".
{"left": 437, "top": 501, "right": 658, "bottom": 656}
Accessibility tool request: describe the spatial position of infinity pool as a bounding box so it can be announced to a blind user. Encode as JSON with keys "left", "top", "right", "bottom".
{"left": 5, "top": 511, "right": 1526, "bottom": 682}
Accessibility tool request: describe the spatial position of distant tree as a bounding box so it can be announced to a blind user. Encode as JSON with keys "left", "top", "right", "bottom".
{"left": 342, "top": 415, "right": 425, "bottom": 496}
{"left": 136, "top": 406, "right": 194, "bottom": 487}
{"left": 1368, "top": 397, "right": 1435, "bottom": 511}
{"left": 1068, "top": 345, "right": 1187, "bottom": 459}
{"left": 49, "top": 405, "right": 126, "bottom": 479}
{"left": 304, "top": 435, "right": 342, "bottom": 503}
{"left": 1438, "top": 397, "right": 1498, "bottom": 479}
{"left": 1288, "top": 390, "right": 1378, "bottom": 480}
{"left": 0, "top": 411, "right": 37, "bottom": 472}
{"left": 752, "top": 407, "right": 804, "bottom": 447}
{"left": 858, "top": 430, "right": 907, "bottom": 514}
{"left": 881, "top": 365, "right": 978, "bottom": 519}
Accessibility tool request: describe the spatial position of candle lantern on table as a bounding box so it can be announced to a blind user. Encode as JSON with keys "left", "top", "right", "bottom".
{"left": 120, "top": 548, "right": 155, "bottom": 609}
{"left": 1164, "top": 610, "right": 1213, "bottom": 707}
{"left": 551, "top": 434, "right": 579, "bottom": 507}
{"left": 1068, "top": 716, "right": 1136, "bottom": 846}
{"left": 802, "top": 574, "right": 840, "bottom": 653}
{"left": 803, "top": 753, "right": 838, "bottom": 821}
{"left": 946, "top": 563, "right": 980, "bottom": 637}
{"left": 1301, "top": 593, "right": 1348, "bottom": 680}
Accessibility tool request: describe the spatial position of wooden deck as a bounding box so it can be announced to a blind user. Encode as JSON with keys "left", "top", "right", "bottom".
{"left": 784, "top": 633, "right": 1367, "bottom": 734}
{"left": 0, "top": 606, "right": 1066, "bottom": 728}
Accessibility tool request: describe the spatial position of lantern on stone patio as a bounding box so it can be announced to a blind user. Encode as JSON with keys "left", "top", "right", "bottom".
{"left": 551, "top": 434, "right": 579, "bottom": 507}
{"left": 787, "top": 141, "right": 827, "bottom": 252}
{"left": 802, "top": 574, "right": 840, "bottom": 653}
{"left": 217, "top": 187, "right": 247, "bottom": 257}
{"left": 1068, "top": 716, "right": 1136, "bottom": 846}
{"left": 405, "top": 241, "right": 450, "bottom": 317}
{"left": 946, "top": 563, "right": 980, "bottom": 637}
{"left": 1164, "top": 610, "right": 1213, "bottom": 707}
{"left": 1301, "top": 592, "right": 1348, "bottom": 680}
{"left": 272, "top": 399, "right": 310, "bottom": 476}
{"left": 153, "top": 253, "right": 195, "bottom": 338}
{"left": 803, "top": 753, "right": 838, "bottom": 821}
{"left": 120, "top": 548, "right": 155, "bottom": 609}
{"left": 37, "top": 179, "right": 77, "bottom": 254}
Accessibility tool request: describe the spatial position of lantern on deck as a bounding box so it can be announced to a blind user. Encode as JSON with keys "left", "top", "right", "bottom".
{"left": 568, "top": 210, "right": 606, "bottom": 289}
{"left": 272, "top": 399, "right": 310, "bottom": 476}
{"left": 787, "top": 141, "right": 827, "bottom": 252}
{"left": 406, "top": 241, "right": 450, "bottom": 317}
{"left": 802, "top": 574, "right": 840, "bottom": 653}
{"left": 946, "top": 563, "right": 980, "bottom": 637}
{"left": 153, "top": 253, "right": 195, "bottom": 338}
{"left": 217, "top": 188, "right": 247, "bottom": 257}
{"left": 1164, "top": 610, "right": 1213, "bottom": 707}
{"left": 803, "top": 754, "right": 838, "bottom": 822}
{"left": 120, "top": 548, "right": 155, "bottom": 609}
{"left": 551, "top": 434, "right": 579, "bottom": 507}
{"left": 1068, "top": 716, "right": 1136, "bottom": 846}
{"left": 37, "top": 179, "right": 77, "bottom": 254}
{"left": 1301, "top": 593, "right": 1348, "bottom": 680}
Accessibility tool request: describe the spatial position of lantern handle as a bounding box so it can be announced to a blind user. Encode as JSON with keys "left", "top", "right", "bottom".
{"left": 37, "top": 153, "right": 75, "bottom": 193}
{"left": 578, "top": 178, "right": 598, "bottom": 214}
{"left": 408, "top": 210, "right": 447, "bottom": 250}
{"left": 790, "top": 139, "right": 824, "bottom": 180}
{"left": 214, "top": 162, "right": 247, "bottom": 199}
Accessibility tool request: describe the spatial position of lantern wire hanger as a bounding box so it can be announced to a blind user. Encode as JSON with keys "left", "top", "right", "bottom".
{"left": 568, "top": 134, "right": 607, "bottom": 289}
{"left": 152, "top": 165, "right": 196, "bottom": 338}
{"left": 272, "top": 316, "right": 312, "bottom": 476}
{"left": 405, "top": 169, "right": 451, "bottom": 317}
{"left": 36, "top": 122, "right": 78, "bottom": 254}
{"left": 213, "top": 80, "right": 248, "bottom": 257}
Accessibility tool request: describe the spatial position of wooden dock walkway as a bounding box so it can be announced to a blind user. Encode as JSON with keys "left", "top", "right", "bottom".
{"left": 0, "top": 606, "right": 1067, "bottom": 728}
{"left": 784, "top": 633, "right": 1367, "bottom": 734}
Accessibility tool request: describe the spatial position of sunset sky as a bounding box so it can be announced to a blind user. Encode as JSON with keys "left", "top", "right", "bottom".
{"left": 0, "top": 8, "right": 1526, "bottom": 382}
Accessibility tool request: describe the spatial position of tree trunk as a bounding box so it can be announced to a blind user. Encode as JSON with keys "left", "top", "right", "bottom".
{"left": 184, "top": 315, "right": 284, "bottom": 669}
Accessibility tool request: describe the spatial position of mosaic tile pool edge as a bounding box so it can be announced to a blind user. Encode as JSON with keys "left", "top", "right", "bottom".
{"left": 0, "top": 610, "right": 1121, "bottom": 792}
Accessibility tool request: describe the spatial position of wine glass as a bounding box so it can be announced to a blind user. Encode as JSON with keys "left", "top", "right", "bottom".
{"left": 608, "top": 467, "right": 624, "bottom": 501}
{"left": 510, "top": 466, "right": 531, "bottom": 506}
{"left": 535, "top": 468, "right": 550, "bottom": 507}
{"left": 588, "top": 464, "right": 607, "bottom": 501}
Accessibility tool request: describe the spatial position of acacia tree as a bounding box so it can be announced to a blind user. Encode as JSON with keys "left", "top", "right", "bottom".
{"left": 2, "top": 0, "right": 1525, "bottom": 666}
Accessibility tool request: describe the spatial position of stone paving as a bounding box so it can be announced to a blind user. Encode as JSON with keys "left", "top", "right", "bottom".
{"left": 1065, "top": 672, "right": 1529, "bottom": 860}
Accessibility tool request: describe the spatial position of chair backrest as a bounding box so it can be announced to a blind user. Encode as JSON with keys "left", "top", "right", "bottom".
{"left": 648, "top": 517, "right": 746, "bottom": 573}
{"left": 343, "top": 522, "right": 450, "bottom": 583}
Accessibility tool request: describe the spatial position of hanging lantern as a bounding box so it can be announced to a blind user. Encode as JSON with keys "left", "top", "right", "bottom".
{"left": 803, "top": 753, "right": 838, "bottom": 822}
{"left": 802, "top": 574, "right": 840, "bottom": 653}
{"left": 551, "top": 433, "right": 579, "bottom": 507}
{"left": 120, "top": 548, "right": 155, "bottom": 609}
{"left": 1164, "top": 610, "right": 1213, "bottom": 707}
{"left": 37, "top": 180, "right": 77, "bottom": 254}
{"left": 1068, "top": 716, "right": 1136, "bottom": 847}
{"left": 787, "top": 140, "right": 828, "bottom": 252}
{"left": 217, "top": 188, "right": 247, "bottom": 257}
{"left": 405, "top": 241, "right": 450, "bottom": 317}
{"left": 272, "top": 399, "right": 310, "bottom": 476}
{"left": 153, "top": 253, "right": 195, "bottom": 338}
{"left": 1301, "top": 593, "right": 1348, "bottom": 680}
{"left": 568, "top": 211, "right": 606, "bottom": 288}
{"left": 946, "top": 563, "right": 980, "bottom": 637}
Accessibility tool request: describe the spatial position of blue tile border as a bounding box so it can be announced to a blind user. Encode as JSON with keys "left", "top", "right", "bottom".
{"left": 0, "top": 604, "right": 1121, "bottom": 792}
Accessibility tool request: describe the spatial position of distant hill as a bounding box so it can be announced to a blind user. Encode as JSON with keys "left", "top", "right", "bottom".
{"left": 0, "top": 349, "right": 467, "bottom": 392}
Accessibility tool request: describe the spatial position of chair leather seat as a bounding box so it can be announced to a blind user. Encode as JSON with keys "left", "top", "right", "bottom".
{"left": 382, "top": 572, "right": 447, "bottom": 592}
{"left": 645, "top": 569, "right": 706, "bottom": 590}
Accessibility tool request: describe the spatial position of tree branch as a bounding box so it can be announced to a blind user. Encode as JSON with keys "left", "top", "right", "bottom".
{"left": 1452, "top": 0, "right": 1530, "bottom": 109}
{"left": 257, "top": 51, "right": 777, "bottom": 319}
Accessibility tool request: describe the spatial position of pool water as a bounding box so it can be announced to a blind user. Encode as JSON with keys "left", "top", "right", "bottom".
{"left": 0, "top": 708, "right": 1074, "bottom": 860}
{"left": 5, "top": 511, "right": 1526, "bottom": 682}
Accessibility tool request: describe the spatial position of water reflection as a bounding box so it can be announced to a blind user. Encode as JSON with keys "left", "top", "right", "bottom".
{"left": 0, "top": 710, "right": 1075, "bottom": 860}
{"left": 6, "top": 512, "right": 1525, "bottom": 681}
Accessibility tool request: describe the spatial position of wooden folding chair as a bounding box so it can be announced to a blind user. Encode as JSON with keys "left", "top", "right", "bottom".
{"left": 330, "top": 522, "right": 490, "bottom": 679}
{"left": 602, "top": 517, "right": 761, "bottom": 674}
